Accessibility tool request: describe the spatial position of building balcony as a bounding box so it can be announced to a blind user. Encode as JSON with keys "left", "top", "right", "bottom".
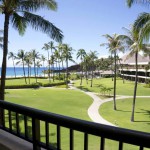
{"left": 0, "top": 100, "right": 149, "bottom": 150}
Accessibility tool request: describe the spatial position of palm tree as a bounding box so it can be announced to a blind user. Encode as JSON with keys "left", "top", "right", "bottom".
{"left": 30, "top": 49, "right": 40, "bottom": 83}
{"left": 62, "top": 44, "right": 74, "bottom": 88}
{"left": 41, "top": 55, "right": 46, "bottom": 77}
{"left": 127, "top": 0, "right": 150, "bottom": 43}
{"left": 120, "top": 26, "right": 149, "bottom": 121}
{"left": 101, "top": 34, "right": 125, "bottom": 110}
{"left": 77, "top": 49, "right": 87, "bottom": 86}
{"left": 24, "top": 52, "right": 32, "bottom": 84}
{"left": 0, "top": 30, "right": 3, "bottom": 49}
{"left": 36, "top": 60, "right": 42, "bottom": 77}
{"left": 16, "top": 49, "right": 27, "bottom": 84}
{"left": 42, "top": 43, "right": 51, "bottom": 83}
{"left": 88, "top": 51, "right": 98, "bottom": 87}
{"left": 0, "top": 0, "right": 63, "bottom": 101}
{"left": 8, "top": 52, "right": 16, "bottom": 78}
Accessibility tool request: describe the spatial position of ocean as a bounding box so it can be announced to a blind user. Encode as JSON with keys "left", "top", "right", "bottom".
{"left": 0, "top": 67, "right": 61, "bottom": 77}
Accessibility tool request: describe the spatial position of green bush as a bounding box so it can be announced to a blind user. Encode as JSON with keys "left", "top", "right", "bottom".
{"left": 5, "top": 84, "right": 40, "bottom": 89}
{"left": 69, "top": 73, "right": 80, "bottom": 80}
{"left": 42, "top": 82, "right": 66, "bottom": 87}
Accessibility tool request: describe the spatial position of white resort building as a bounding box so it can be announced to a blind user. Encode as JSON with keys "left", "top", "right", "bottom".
{"left": 119, "top": 53, "right": 150, "bottom": 83}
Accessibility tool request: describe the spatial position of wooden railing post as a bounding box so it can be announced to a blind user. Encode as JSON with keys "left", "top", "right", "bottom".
{"left": 32, "top": 118, "right": 41, "bottom": 150}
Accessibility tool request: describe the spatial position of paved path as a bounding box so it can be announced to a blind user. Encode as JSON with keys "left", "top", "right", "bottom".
{"left": 68, "top": 81, "right": 150, "bottom": 126}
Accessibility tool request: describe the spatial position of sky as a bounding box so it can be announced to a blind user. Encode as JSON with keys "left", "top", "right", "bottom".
{"left": 0, "top": 0, "right": 149, "bottom": 67}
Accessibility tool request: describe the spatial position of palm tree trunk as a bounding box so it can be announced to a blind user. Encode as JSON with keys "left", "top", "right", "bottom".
{"left": 58, "top": 61, "right": 60, "bottom": 80}
{"left": 66, "top": 58, "right": 68, "bottom": 89}
{"left": 113, "top": 52, "right": 117, "bottom": 110}
{"left": 90, "top": 65, "right": 93, "bottom": 87}
{"left": 0, "top": 13, "right": 10, "bottom": 125}
{"left": 47, "top": 51, "right": 51, "bottom": 83}
{"left": 12, "top": 58, "right": 16, "bottom": 78}
{"left": 131, "top": 52, "right": 138, "bottom": 122}
{"left": 28, "top": 64, "right": 30, "bottom": 84}
{"left": 34, "top": 61, "right": 37, "bottom": 83}
{"left": 23, "top": 61, "right": 27, "bottom": 84}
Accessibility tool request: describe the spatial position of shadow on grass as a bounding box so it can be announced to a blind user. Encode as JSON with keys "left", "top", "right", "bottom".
{"left": 76, "top": 86, "right": 91, "bottom": 92}
{"left": 116, "top": 109, "right": 131, "bottom": 113}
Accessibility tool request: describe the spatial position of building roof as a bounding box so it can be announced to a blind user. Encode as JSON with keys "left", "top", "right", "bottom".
{"left": 120, "top": 53, "right": 149, "bottom": 65}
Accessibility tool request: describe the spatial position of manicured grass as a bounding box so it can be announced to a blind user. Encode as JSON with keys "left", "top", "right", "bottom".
{"left": 74, "top": 78, "right": 150, "bottom": 96}
{"left": 4, "top": 88, "right": 150, "bottom": 150}
{"left": 99, "top": 98, "right": 150, "bottom": 133}
{"left": 5, "top": 77, "right": 61, "bottom": 86}
{"left": 6, "top": 88, "right": 92, "bottom": 120}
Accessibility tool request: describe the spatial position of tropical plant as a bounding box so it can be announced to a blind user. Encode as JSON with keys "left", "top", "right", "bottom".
{"left": 30, "top": 49, "right": 40, "bottom": 83}
{"left": 0, "top": 30, "right": 3, "bottom": 49}
{"left": 61, "top": 44, "right": 74, "bottom": 88}
{"left": 41, "top": 55, "right": 46, "bottom": 77}
{"left": 127, "top": 0, "right": 150, "bottom": 43}
{"left": 100, "top": 34, "right": 125, "bottom": 110}
{"left": 88, "top": 51, "right": 98, "bottom": 87}
{"left": 24, "top": 52, "right": 32, "bottom": 84}
{"left": 16, "top": 49, "right": 27, "bottom": 84}
{"left": 77, "top": 49, "right": 87, "bottom": 86}
{"left": 8, "top": 52, "right": 16, "bottom": 78}
{"left": 36, "top": 60, "right": 42, "bottom": 76}
{"left": 120, "top": 26, "right": 150, "bottom": 121}
{"left": 0, "top": 0, "right": 63, "bottom": 102}
{"left": 42, "top": 43, "right": 51, "bottom": 83}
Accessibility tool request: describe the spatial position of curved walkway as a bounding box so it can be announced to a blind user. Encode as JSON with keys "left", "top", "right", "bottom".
{"left": 68, "top": 81, "right": 150, "bottom": 126}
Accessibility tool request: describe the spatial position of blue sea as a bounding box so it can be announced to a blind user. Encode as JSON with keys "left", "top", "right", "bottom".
{"left": 0, "top": 67, "right": 62, "bottom": 77}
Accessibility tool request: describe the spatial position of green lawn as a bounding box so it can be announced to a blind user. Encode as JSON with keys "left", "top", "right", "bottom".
{"left": 5, "top": 78, "right": 61, "bottom": 86}
{"left": 4, "top": 87, "right": 150, "bottom": 150}
{"left": 99, "top": 98, "right": 150, "bottom": 133}
{"left": 74, "top": 78, "right": 150, "bottom": 96}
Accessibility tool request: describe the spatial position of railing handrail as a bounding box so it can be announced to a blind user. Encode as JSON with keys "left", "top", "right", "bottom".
{"left": 0, "top": 100, "right": 149, "bottom": 148}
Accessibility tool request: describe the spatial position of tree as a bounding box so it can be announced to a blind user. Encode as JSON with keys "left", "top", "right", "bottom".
{"left": 24, "top": 52, "right": 32, "bottom": 84}
{"left": 88, "top": 51, "right": 98, "bottom": 87}
{"left": 16, "top": 49, "right": 27, "bottom": 84}
{"left": 42, "top": 43, "right": 51, "bottom": 83}
{"left": 121, "top": 26, "right": 149, "bottom": 121}
{"left": 77, "top": 49, "right": 86, "bottom": 86}
{"left": 0, "top": 30, "right": 3, "bottom": 49}
{"left": 41, "top": 55, "right": 46, "bottom": 77}
{"left": 101, "top": 34, "right": 125, "bottom": 110}
{"left": 62, "top": 44, "right": 74, "bottom": 88}
{"left": 8, "top": 52, "right": 16, "bottom": 78}
{"left": 127, "top": 0, "right": 150, "bottom": 43}
{"left": 0, "top": 0, "right": 63, "bottom": 101}
{"left": 30, "top": 49, "right": 40, "bottom": 83}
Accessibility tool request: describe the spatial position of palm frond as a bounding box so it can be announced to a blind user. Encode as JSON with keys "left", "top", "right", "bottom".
{"left": 23, "top": 11, "right": 63, "bottom": 42}
{"left": 133, "top": 12, "right": 150, "bottom": 31}
{"left": 126, "top": 0, "right": 150, "bottom": 7}
{"left": 18, "top": 0, "right": 57, "bottom": 12}
{"left": 10, "top": 12, "right": 27, "bottom": 35}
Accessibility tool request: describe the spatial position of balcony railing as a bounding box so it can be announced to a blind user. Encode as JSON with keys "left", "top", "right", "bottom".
{"left": 0, "top": 100, "right": 149, "bottom": 150}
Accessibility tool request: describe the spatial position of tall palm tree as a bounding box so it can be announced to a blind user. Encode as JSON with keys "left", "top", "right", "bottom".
{"left": 77, "top": 49, "right": 87, "bottom": 86}
{"left": 0, "top": 0, "right": 63, "bottom": 101}
{"left": 127, "top": 0, "right": 150, "bottom": 43}
{"left": 36, "top": 60, "right": 42, "bottom": 77}
{"left": 62, "top": 44, "right": 74, "bottom": 88}
{"left": 0, "top": 30, "right": 3, "bottom": 49}
{"left": 49, "top": 41, "right": 56, "bottom": 80}
{"left": 16, "top": 49, "right": 27, "bottom": 84}
{"left": 24, "top": 52, "right": 32, "bottom": 84}
{"left": 30, "top": 49, "right": 40, "bottom": 83}
{"left": 41, "top": 55, "right": 46, "bottom": 77}
{"left": 101, "top": 34, "right": 125, "bottom": 110}
{"left": 88, "top": 51, "right": 98, "bottom": 87}
{"left": 121, "top": 26, "right": 150, "bottom": 121}
{"left": 8, "top": 52, "right": 16, "bottom": 78}
{"left": 42, "top": 43, "right": 51, "bottom": 83}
